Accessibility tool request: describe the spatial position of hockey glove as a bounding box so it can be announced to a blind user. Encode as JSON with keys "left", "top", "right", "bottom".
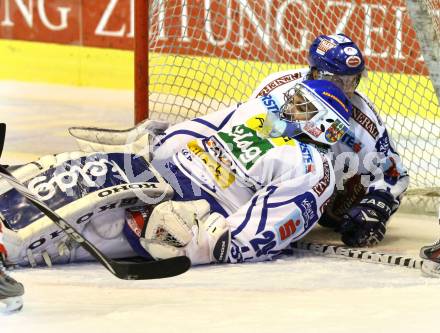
{"left": 141, "top": 200, "right": 231, "bottom": 265}
{"left": 318, "top": 175, "right": 367, "bottom": 230}
{"left": 339, "top": 191, "right": 394, "bottom": 247}
{"left": 318, "top": 210, "right": 342, "bottom": 229}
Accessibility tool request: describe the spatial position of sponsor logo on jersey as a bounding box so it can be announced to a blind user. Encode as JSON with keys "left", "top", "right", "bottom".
{"left": 245, "top": 114, "right": 297, "bottom": 147}
{"left": 299, "top": 142, "right": 315, "bottom": 173}
{"left": 340, "top": 130, "right": 363, "bottom": 152}
{"left": 187, "top": 140, "right": 236, "bottom": 189}
{"left": 218, "top": 124, "right": 275, "bottom": 170}
{"left": 261, "top": 94, "right": 281, "bottom": 114}
{"left": 255, "top": 73, "right": 302, "bottom": 97}
{"left": 303, "top": 122, "right": 322, "bottom": 138}
{"left": 355, "top": 92, "right": 384, "bottom": 126}
{"left": 218, "top": 117, "right": 299, "bottom": 171}
{"left": 317, "top": 39, "right": 337, "bottom": 55}
{"left": 312, "top": 159, "right": 331, "bottom": 197}
{"left": 275, "top": 210, "right": 303, "bottom": 242}
{"left": 206, "top": 137, "right": 235, "bottom": 169}
{"left": 352, "top": 107, "right": 379, "bottom": 139}
{"left": 346, "top": 55, "right": 362, "bottom": 68}
{"left": 292, "top": 192, "right": 318, "bottom": 229}
{"left": 325, "top": 119, "right": 347, "bottom": 143}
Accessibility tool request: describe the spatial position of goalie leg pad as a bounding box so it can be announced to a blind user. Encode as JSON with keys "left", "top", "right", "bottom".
{"left": 2, "top": 179, "right": 174, "bottom": 267}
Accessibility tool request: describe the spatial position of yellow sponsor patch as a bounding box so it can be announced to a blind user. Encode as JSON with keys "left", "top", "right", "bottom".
{"left": 187, "top": 140, "right": 235, "bottom": 189}
{"left": 245, "top": 114, "right": 296, "bottom": 147}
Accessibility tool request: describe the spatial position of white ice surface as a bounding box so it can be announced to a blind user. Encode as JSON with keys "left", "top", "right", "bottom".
{"left": 1, "top": 81, "right": 440, "bottom": 333}
{"left": 2, "top": 223, "right": 440, "bottom": 333}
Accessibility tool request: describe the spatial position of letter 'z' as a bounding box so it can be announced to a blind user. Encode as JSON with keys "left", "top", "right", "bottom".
{"left": 0, "top": 124, "right": 190, "bottom": 280}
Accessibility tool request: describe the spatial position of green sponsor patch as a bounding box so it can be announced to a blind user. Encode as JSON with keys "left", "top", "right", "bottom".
{"left": 218, "top": 124, "right": 273, "bottom": 170}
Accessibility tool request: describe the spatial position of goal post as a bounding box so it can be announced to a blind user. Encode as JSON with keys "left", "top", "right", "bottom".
{"left": 138, "top": 0, "right": 440, "bottom": 207}
{"left": 134, "top": 0, "right": 149, "bottom": 124}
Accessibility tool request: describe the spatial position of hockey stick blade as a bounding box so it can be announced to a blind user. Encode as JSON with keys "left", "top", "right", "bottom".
{"left": 0, "top": 164, "right": 191, "bottom": 280}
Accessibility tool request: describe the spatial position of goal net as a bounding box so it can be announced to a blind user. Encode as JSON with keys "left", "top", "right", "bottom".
{"left": 144, "top": 0, "right": 440, "bottom": 211}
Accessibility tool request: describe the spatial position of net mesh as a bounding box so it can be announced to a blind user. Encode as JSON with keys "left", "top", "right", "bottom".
{"left": 148, "top": 0, "right": 440, "bottom": 198}
{"left": 422, "top": 0, "right": 440, "bottom": 39}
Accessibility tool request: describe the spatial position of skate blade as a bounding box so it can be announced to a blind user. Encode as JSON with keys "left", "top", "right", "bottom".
{"left": 1, "top": 296, "right": 23, "bottom": 313}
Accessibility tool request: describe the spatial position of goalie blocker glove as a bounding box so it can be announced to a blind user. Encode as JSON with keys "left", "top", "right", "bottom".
{"left": 339, "top": 190, "right": 394, "bottom": 247}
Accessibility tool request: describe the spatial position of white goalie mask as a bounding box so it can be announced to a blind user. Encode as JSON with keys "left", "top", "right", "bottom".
{"left": 265, "top": 80, "right": 353, "bottom": 145}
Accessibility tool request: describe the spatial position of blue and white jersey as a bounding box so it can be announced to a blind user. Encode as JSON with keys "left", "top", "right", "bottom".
{"left": 153, "top": 95, "right": 335, "bottom": 263}
{"left": 250, "top": 68, "right": 409, "bottom": 211}
{"left": 0, "top": 93, "right": 337, "bottom": 266}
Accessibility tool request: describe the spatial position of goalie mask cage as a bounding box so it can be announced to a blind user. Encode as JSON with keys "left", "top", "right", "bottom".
{"left": 136, "top": 0, "right": 440, "bottom": 212}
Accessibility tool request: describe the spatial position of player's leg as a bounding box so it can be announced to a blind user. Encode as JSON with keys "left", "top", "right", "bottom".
{"left": 0, "top": 151, "right": 174, "bottom": 267}
{"left": 0, "top": 217, "right": 24, "bottom": 312}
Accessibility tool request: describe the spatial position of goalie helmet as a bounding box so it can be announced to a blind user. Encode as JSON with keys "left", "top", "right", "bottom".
{"left": 265, "top": 80, "right": 352, "bottom": 145}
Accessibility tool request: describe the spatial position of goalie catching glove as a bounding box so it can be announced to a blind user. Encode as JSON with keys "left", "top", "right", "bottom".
{"left": 339, "top": 190, "right": 394, "bottom": 247}
{"left": 140, "top": 200, "right": 231, "bottom": 265}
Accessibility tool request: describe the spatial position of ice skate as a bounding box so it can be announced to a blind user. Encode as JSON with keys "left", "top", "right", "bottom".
{"left": 0, "top": 255, "right": 24, "bottom": 313}
{"left": 420, "top": 239, "right": 440, "bottom": 278}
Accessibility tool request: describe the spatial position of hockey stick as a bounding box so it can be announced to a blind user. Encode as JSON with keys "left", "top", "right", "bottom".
{"left": 0, "top": 123, "right": 5, "bottom": 159}
{"left": 0, "top": 164, "right": 191, "bottom": 280}
{"left": 289, "top": 241, "right": 424, "bottom": 270}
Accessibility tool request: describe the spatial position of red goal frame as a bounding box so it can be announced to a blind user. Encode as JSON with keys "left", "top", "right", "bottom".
{"left": 134, "top": 0, "right": 148, "bottom": 124}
